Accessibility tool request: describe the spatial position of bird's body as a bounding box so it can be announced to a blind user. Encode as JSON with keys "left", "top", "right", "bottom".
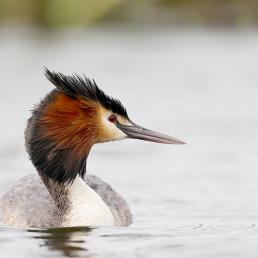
{"left": 0, "top": 69, "right": 184, "bottom": 229}
{"left": 0, "top": 174, "right": 132, "bottom": 228}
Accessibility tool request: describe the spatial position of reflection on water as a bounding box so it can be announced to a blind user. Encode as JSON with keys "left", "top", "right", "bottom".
{"left": 0, "top": 226, "right": 94, "bottom": 258}
{"left": 29, "top": 227, "right": 92, "bottom": 258}
{"left": 2, "top": 223, "right": 258, "bottom": 258}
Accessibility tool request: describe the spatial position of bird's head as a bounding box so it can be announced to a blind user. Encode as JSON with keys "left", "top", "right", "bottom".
{"left": 27, "top": 69, "right": 184, "bottom": 183}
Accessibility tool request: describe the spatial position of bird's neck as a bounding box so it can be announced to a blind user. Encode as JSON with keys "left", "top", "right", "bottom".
{"left": 40, "top": 173, "right": 114, "bottom": 227}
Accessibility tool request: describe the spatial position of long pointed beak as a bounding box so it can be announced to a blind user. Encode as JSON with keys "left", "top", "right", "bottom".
{"left": 116, "top": 122, "right": 186, "bottom": 144}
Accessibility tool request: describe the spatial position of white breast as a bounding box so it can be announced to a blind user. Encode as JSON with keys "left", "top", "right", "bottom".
{"left": 63, "top": 176, "right": 115, "bottom": 227}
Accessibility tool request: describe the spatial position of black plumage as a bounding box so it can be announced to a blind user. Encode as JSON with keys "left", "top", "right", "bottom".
{"left": 44, "top": 68, "right": 128, "bottom": 118}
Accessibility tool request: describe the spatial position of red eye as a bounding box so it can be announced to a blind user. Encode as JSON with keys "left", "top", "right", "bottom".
{"left": 108, "top": 114, "right": 117, "bottom": 123}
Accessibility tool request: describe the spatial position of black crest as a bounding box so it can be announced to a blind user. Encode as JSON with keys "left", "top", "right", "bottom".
{"left": 44, "top": 68, "right": 128, "bottom": 118}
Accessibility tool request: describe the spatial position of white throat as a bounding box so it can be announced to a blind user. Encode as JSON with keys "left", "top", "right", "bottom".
{"left": 63, "top": 176, "right": 115, "bottom": 227}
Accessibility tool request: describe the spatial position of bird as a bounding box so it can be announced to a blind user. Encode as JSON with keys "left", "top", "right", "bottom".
{"left": 0, "top": 69, "right": 185, "bottom": 229}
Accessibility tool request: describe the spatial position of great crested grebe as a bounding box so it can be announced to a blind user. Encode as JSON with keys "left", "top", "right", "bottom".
{"left": 0, "top": 69, "right": 185, "bottom": 228}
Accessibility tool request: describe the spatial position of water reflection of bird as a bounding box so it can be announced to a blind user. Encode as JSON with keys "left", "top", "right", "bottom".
{"left": 0, "top": 69, "right": 185, "bottom": 228}
{"left": 29, "top": 227, "right": 92, "bottom": 258}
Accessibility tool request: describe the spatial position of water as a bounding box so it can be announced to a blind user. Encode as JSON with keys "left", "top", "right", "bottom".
{"left": 0, "top": 26, "right": 258, "bottom": 257}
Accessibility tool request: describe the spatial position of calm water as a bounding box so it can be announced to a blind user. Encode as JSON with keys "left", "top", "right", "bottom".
{"left": 0, "top": 27, "right": 258, "bottom": 258}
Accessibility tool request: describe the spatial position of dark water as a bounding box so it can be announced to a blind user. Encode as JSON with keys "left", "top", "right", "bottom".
{"left": 0, "top": 27, "right": 258, "bottom": 257}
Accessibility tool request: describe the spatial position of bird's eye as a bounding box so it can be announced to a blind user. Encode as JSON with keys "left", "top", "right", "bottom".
{"left": 108, "top": 114, "right": 117, "bottom": 123}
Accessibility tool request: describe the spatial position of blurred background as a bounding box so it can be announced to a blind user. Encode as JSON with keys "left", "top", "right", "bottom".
{"left": 1, "top": 1, "right": 258, "bottom": 258}
{"left": 0, "top": 0, "right": 258, "bottom": 27}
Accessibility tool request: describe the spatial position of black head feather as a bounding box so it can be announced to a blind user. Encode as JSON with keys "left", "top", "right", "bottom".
{"left": 44, "top": 68, "right": 128, "bottom": 118}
